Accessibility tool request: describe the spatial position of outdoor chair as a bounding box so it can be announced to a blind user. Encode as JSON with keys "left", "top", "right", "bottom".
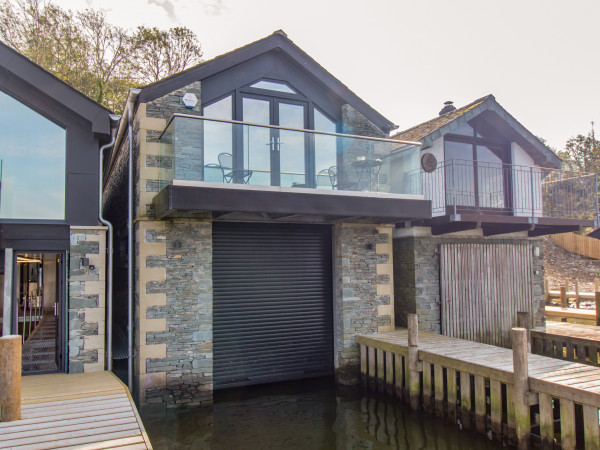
{"left": 326, "top": 166, "right": 358, "bottom": 191}
{"left": 217, "top": 153, "right": 253, "bottom": 184}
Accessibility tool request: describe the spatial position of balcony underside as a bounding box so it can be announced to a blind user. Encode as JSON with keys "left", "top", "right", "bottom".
{"left": 406, "top": 213, "right": 596, "bottom": 237}
{"left": 152, "top": 182, "right": 432, "bottom": 224}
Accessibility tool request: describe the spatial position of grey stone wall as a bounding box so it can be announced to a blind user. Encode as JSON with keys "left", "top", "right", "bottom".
{"left": 393, "top": 231, "right": 546, "bottom": 337}
{"left": 146, "top": 82, "right": 202, "bottom": 120}
{"left": 139, "top": 218, "right": 213, "bottom": 408}
{"left": 334, "top": 224, "right": 394, "bottom": 386}
{"left": 68, "top": 227, "right": 106, "bottom": 373}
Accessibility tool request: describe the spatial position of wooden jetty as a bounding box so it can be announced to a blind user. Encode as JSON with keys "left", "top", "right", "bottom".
{"left": 532, "top": 321, "right": 600, "bottom": 367}
{"left": 0, "top": 371, "right": 152, "bottom": 449}
{"left": 358, "top": 320, "right": 600, "bottom": 449}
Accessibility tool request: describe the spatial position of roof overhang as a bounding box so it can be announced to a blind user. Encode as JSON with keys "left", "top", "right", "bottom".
{"left": 137, "top": 31, "right": 397, "bottom": 134}
{"left": 0, "top": 42, "right": 112, "bottom": 136}
{"left": 153, "top": 182, "right": 431, "bottom": 223}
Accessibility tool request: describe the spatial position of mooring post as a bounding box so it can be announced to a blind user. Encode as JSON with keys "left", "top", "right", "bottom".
{"left": 407, "top": 314, "right": 420, "bottom": 410}
{"left": 544, "top": 278, "right": 550, "bottom": 305}
{"left": 512, "top": 328, "right": 530, "bottom": 450}
{"left": 0, "top": 335, "right": 21, "bottom": 422}
{"left": 595, "top": 291, "right": 600, "bottom": 327}
{"left": 517, "top": 312, "right": 531, "bottom": 352}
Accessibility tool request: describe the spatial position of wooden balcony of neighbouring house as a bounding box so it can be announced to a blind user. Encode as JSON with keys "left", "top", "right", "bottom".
{"left": 152, "top": 114, "right": 432, "bottom": 224}
{"left": 400, "top": 159, "right": 599, "bottom": 237}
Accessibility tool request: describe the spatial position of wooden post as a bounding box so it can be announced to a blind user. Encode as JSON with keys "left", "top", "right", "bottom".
{"left": 385, "top": 351, "right": 394, "bottom": 396}
{"left": 560, "top": 286, "right": 568, "bottom": 309}
{"left": 474, "top": 375, "right": 486, "bottom": 434}
{"left": 517, "top": 312, "right": 531, "bottom": 352}
{"left": 433, "top": 364, "right": 444, "bottom": 418}
{"left": 394, "top": 354, "right": 403, "bottom": 400}
{"left": 596, "top": 291, "right": 600, "bottom": 327}
{"left": 560, "top": 399, "right": 575, "bottom": 450}
{"left": 490, "top": 379, "right": 502, "bottom": 441}
{"left": 575, "top": 280, "right": 580, "bottom": 308}
{"left": 512, "top": 328, "right": 530, "bottom": 450}
{"left": 538, "top": 392, "right": 554, "bottom": 449}
{"left": 360, "top": 344, "right": 367, "bottom": 389}
{"left": 407, "top": 314, "right": 420, "bottom": 410}
{"left": 422, "top": 361, "right": 432, "bottom": 413}
{"left": 544, "top": 278, "right": 550, "bottom": 305}
{"left": 564, "top": 279, "right": 569, "bottom": 292}
{"left": 0, "top": 335, "right": 21, "bottom": 421}
{"left": 595, "top": 278, "right": 599, "bottom": 293}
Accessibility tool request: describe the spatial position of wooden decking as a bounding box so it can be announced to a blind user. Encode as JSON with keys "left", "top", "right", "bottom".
{"left": 0, "top": 371, "right": 152, "bottom": 449}
{"left": 358, "top": 329, "right": 600, "bottom": 448}
{"left": 532, "top": 321, "right": 600, "bottom": 366}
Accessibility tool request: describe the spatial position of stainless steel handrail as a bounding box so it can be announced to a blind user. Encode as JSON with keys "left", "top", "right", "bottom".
{"left": 160, "top": 113, "right": 422, "bottom": 146}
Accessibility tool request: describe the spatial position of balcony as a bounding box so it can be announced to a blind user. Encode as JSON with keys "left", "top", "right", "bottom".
{"left": 153, "top": 114, "right": 432, "bottom": 223}
{"left": 413, "top": 160, "right": 599, "bottom": 236}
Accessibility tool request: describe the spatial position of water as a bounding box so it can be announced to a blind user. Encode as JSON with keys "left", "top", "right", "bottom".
{"left": 141, "top": 377, "right": 503, "bottom": 449}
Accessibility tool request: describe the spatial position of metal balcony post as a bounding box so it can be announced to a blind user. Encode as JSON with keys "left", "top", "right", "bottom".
{"left": 530, "top": 167, "right": 535, "bottom": 222}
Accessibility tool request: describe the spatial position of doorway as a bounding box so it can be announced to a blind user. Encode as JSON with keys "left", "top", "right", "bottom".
{"left": 239, "top": 95, "right": 309, "bottom": 187}
{"left": 14, "top": 252, "right": 66, "bottom": 374}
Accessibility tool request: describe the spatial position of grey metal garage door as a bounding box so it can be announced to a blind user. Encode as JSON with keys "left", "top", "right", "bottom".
{"left": 213, "top": 222, "right": 334, "bottom": 389}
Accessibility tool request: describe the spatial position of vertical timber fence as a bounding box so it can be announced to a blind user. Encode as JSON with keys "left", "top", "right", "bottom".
{"left": 357, "top": 314, "right": 600, "bottom": 449}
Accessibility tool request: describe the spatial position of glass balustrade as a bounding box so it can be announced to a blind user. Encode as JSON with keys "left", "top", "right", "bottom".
{"left": 158, "top": 115, "right": 422, "bottom": 196}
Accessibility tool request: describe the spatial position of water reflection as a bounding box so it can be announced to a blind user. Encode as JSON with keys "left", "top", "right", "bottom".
{"left": 141, "top": 377, "right": 501, "bottom": 450}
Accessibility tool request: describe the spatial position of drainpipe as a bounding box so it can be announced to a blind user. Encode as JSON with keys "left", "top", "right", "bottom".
{"left": 127, "top": 89, "right": 141, "bottom": 393}
{"left": 99, "top": 114, "right": 120, "bottom": 371}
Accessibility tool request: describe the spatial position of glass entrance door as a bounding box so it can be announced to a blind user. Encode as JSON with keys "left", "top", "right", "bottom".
{"left": 241, "top": 95, "right": 308, "bottom": 187}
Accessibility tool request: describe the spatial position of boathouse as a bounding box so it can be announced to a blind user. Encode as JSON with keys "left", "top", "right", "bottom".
{"left": 392, "top": 96, "right": 598, "bottom": 346}
{"left": 0, "top": 41, "right": 115, "bottom": 374}
{"left": 103, "top": 30, "right": 432, "bottom": 408}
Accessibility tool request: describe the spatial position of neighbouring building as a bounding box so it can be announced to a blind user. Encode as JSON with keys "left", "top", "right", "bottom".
{"left": 0, "top": 41, "right": 116, "bottom": 374}
{"left": 103, "top": 30, "right": 431, "bottom": 409}
{"left": 391, "top": 96, "right": 598, "bottom": 347}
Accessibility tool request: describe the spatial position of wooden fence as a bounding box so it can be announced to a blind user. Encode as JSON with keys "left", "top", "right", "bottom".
{"left": 440, "top": 243, "right": 534, "bottom": 347}
{"left": 358, "top": 315, "right": 600, "bottom": 450}
{"left": 550, "top": 232, "right": 600, "bottom": 260}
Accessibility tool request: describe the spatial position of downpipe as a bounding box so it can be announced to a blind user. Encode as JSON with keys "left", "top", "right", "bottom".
{"left": 127, "top": 89, "right": 141, "bottom": 394}
{"left": 99, "top": 114, "right": 120, "bottom": 371}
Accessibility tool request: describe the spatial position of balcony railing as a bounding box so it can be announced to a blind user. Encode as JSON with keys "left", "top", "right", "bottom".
{"left": 158, "top": 114, "right": 423, "bottom": 197}
{"left": 417, "top": 159, "right": 599, "bottom": 223}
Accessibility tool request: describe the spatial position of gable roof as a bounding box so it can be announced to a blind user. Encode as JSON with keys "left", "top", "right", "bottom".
{"left": 0, "top": 41, "right": 113, "bottom": 136}
{"left": 392, "top": 95, "right": 561, "bottom": 169}
{"left": 137, "top": 30, "right": 397, "bottom": 134}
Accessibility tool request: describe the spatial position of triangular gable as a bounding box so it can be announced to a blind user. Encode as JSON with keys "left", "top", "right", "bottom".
{"left": 137, "top": 31, "right": 397, "bottom": 134}
{"left": 0, "top": 41, "right": 113, "bottom": 136}
{"left": 393, "top": 95, "right": 561, "bottom": 169}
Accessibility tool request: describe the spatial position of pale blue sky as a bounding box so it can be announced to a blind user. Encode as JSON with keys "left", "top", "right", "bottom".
{"left": 56, "top": 0, "right": 600, "bottom": 151}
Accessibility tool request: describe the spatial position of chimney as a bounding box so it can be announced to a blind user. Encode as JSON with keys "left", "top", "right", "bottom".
{"left": 439, "top": 101, "right": 456, "bottom": 116}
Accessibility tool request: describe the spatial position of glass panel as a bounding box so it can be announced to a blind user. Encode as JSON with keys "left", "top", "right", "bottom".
{"left": 203, "top": 96, "right": 233, "bottom": 182}
{"left": 445, "top": 140, "right": 475, "bottom": 206}
{"left": 250, "top": 80, "right": 296, "bottom": 94}
{"left": 314, "top": 109, "right": 336, "bottom": 190}
{"left": 0, "top": 91, "right": 65, "bottom": 219}
{"left": 158, "top": 121, "right": 174, "bottom": 187}
{"left": 476, "top": 145, "right": 504, "bottom": 208}
{"left": 243, "top": 98, "right": 271, "bottom": 186}
{"left": 278, "top": 103, "right": 305, "bottom": 187}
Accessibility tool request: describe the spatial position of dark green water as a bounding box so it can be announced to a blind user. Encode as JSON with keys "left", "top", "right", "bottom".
{"left": 141, "top": 377, "right": 502, "bottom": 449}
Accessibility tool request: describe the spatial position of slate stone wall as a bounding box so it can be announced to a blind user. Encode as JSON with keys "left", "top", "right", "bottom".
{"left": 334, "top": 223, "right": 395, "bottom": 385}
{"left": 68, "top": 227, "right": 106, "bottom": 373}
{"left": 136, "top": 218, "right": 213, "bottom": 408}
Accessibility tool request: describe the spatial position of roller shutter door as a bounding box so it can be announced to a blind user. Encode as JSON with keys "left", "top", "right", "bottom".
{"left": 213, "top": 222, "right": 334, "bottom": 389}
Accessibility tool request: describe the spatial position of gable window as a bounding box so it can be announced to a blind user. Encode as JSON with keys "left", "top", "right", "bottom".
{"left": 201, "top": 79, "right": 338, "bottom": 189}
{"left": 444, "top": 121, "right": 508, "bottom": 210}
{"left": 0, "top": 90, "right": 66, "bottom": 220}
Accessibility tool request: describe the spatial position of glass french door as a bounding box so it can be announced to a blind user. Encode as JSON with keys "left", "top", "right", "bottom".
{"left": 239, "top": 95, "right": 308, "bottom": 187}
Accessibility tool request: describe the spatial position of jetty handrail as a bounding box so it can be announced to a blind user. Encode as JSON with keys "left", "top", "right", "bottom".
{"left": 358, "top": 314, "right": 600, "bottom": 448}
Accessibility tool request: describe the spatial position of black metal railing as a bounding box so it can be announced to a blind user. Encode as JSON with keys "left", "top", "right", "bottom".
{"left": 417, "top": 160, "right": 599, "bottom": 223}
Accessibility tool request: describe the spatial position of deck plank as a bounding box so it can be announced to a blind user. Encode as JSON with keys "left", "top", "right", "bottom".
{"left": 0, "top": 371, "right": 151, "bottom": 449}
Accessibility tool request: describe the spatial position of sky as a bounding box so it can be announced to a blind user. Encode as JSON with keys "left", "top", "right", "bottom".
{"left": 54, "top": 0, "right": 600, "bottom": 150}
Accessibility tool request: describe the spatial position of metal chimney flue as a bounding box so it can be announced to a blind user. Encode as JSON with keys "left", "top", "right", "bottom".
{"left": 439, "top": 101, "right": 456, "bottom": 116}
